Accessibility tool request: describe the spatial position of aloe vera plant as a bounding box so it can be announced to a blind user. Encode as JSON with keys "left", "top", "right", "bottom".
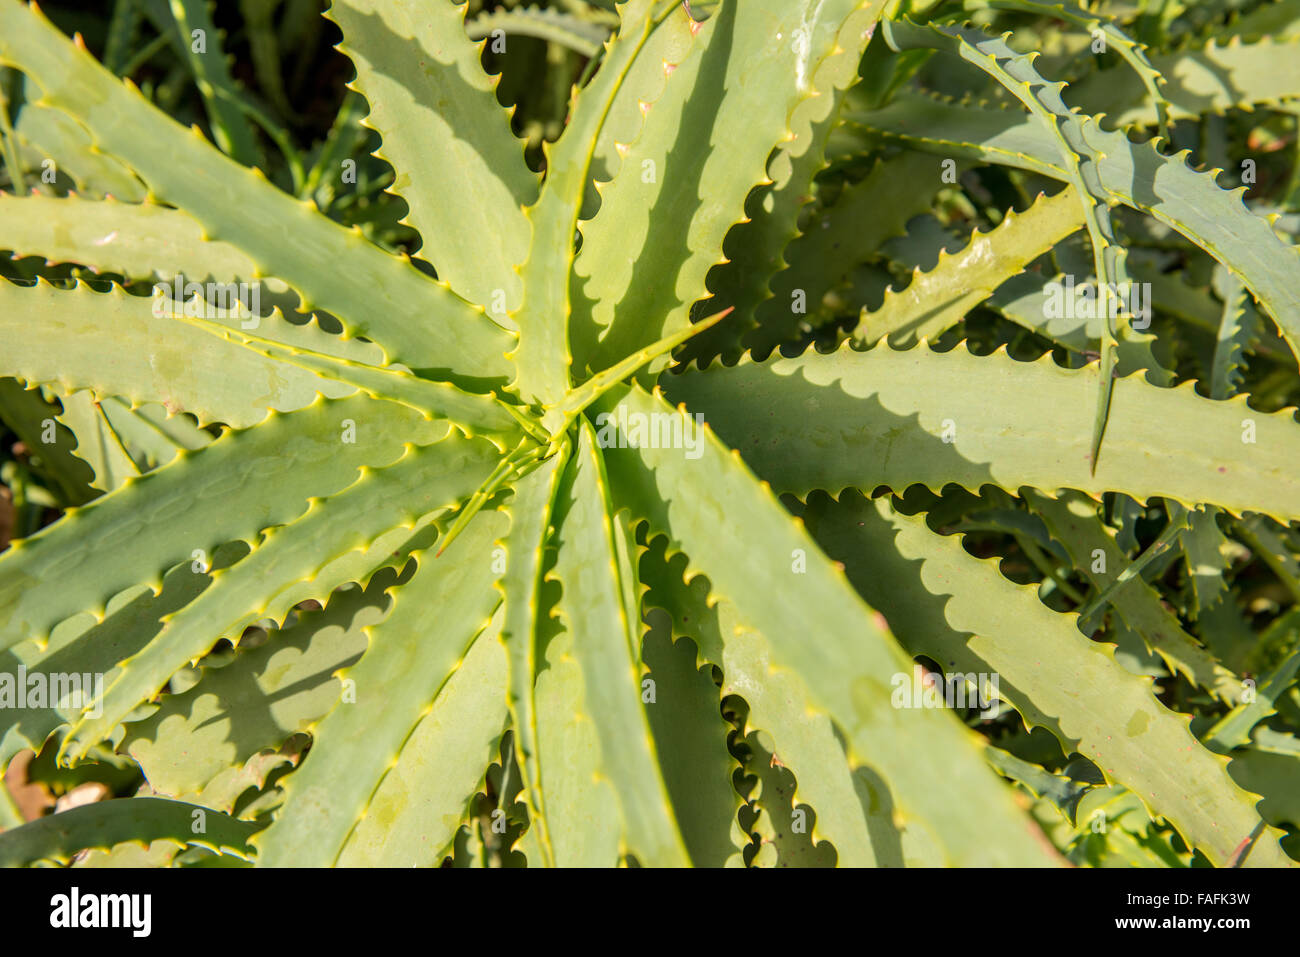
{"left": 1, "top": 0, "right": 1299, "bottom": 868}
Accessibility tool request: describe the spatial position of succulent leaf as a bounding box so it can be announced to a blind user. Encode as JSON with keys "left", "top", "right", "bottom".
{"left": 665, "top": 344, "right": 1300, "bottom": 522}
{"left": 801, "top": 491, "right": 1294, "bottom": 868}
{"left": 252, "top": 511, "right": 507, "bottom": 866}
{"left": 597, "top": 382, "right": 1062, "bottom": 865}
{"left": 0, "top": 0, "right": 515, "bottom": 387}
{"left": 325, "top": 0, "right": 538, "bottom": 318}
{"left": 0, "top": 797, "right": 259, "bottom": 866}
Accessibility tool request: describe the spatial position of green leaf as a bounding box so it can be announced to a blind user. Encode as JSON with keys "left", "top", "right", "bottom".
{"left": 122, "top": 573, "right": 392, "bottom": 797}
{"left": 969, "top": 0, "right": 1173, "bottom": 138}
{"left": 741, "top": 730, "right": 837, "bottom": 867}
{"left": 70, "top": 393, "right": 211, "bottom": 482}
{"left": 532, "top": 602, "right": 620, "bottom": 865}
{"left": 639, "top": 608, "right": 742, "bottom": 868}
{"left": 0, "top": 192, "right": 256, "bottom": 281}
{"left": 856, "top": 186, "right": 1085, "bottom": 346}
{"left": 581, "top": 1, "right": 699, "bottom": 220}
{"left": 546, "top": 419, "right": 689, "bottom": 865}
{"left": 169, "top": 0, "right": 263, "bottom": 167}
{"left": 573, "top": 0, "right": 882, "bottom": 379}
{"left": 509, "top": 0, "right": 670, "bottom": 404}
{"left": 1068, "top": 37, "right": 1300, "bottom": 127}
{"left": 0, "top": 395, "right": 447, "bottom": 652}
{"left": 326, "top": 0, "right": 537, "bottom": 318}
{"left": 985, "top": 745, "right": 1089, "bottom": 825}
{"left": 336, "top": 611, "right": 509, "bottom": 866}
{"left": 1180, "top": 508, "right": 1233, "bottom": 617}
{"left": 686, "top": 10, "right": 877, "bottom": 364}
{"left": 744, "top": 150, "right": 950, "bottom": 357}
{"left": 0, "top": 0, "right": 515, "bottom": 387}
{"left": 2, "top": 274, "right": 527, "bottom": 441}
{"left": 11, "top": 77, "right": 145, "bottom": 200}
{"left": 801, "top": 491, "right": 1294, "bottom": 868}
{"left": 846, "top": 92, "right": 1300, "bottom": 367}
{"left": 0, "top": 379, "right": 97, "bottom": 505}
{"left": 496, "top": 448, "right": 569, "bottom": 867}
{"left": 466, "top": 5, "right": 613, "bottom": 58}
{"left": 546, "top": 305, "right": 728, "bottom": 431}
{"left": 0, "top": 541, "right": 249, "bottom": 769}
{"left": 1228, "top": 747, "right": 1300, "bottom": 836}
{"left": 1202, "top": 610, "right": 1300, "bottom": 753}
{"left": 1222, "top": 0, "right": 1300, "bottom": 41}
{"left": 639, "top": 539, "right": 900, "bottom": 866}
{"left": 194, "top": 319, "right": 532, "bottom": 441}
{"left": 0, "top": 278, "right": 355, "bottom": 429}
{"left": 1209, "top": 270, "right": 1262, "bottom": 401}
{"left": 597, "top": 382, "right": 1061, "bottom": 865}
{"left": 0, "top": 797, "right": 258, "bottom": 866}
{"left": 252, "top": 511, "right": 507, "bottom": 866}
{"left": 664, "top": 343, "right": 1300, "bottom": 522}
{"left": 63, "top": 434, "right": 501, "bottom": 761}
{"left": 879, "top": 18, "right": 1132, "bottom": 472}
{"left": 51, "top": 389, "right": 141, "bottom": 492}
{"left": 238, "top": 0, "right": 292, "bottom": 117}
{"left": 1026, "top": 490, "right": 1239, "bottom": 700}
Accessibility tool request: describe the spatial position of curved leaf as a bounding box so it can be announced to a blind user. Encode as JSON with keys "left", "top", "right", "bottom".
{"left": 0, "top": 797, "right": 258, "bottom": 866}
{"left": 597, "top": 382, "right": 1062, "bottom": 866}
{"left": 63, "top": 434, "right": 501, "bottom": 761}
{"left": 252, "top": 511, "right": 506, "bottom": 866}
{"left": 664, "top": 344, "right": 1300, "bottom": 522}
{"left": 0, "top": 0, "right": 515, "bottom": 386}
{"left": 326, "top": 0, "right": 537, "bottom": 317}
{"left": 802, "top": 491, "right": 1294, "bottom": 868}
{"left": 0, "top": 395, "right": 446, "bottom": 651}
{"left": 846, "top": 92, "right": 1300, "bottom": 364}
{"left": 546, "top": 419, "right": 689, "bottom": 865}
{"left": 574, "top": 0, "right": 882, "bottom": 378}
